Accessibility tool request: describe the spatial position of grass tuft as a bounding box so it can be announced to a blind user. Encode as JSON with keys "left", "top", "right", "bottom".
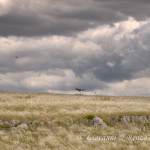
{"left": 85, "top": 114, "right": 95, "bottom": 119}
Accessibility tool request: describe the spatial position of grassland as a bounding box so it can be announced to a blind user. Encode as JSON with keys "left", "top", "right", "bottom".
{"left": 0, "top": 91, "right": 150, "bottom": 150}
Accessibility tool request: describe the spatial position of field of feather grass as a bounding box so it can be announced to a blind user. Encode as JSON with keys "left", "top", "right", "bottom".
{"left": 0, "top": 91, "right": 150, "bottom": 150}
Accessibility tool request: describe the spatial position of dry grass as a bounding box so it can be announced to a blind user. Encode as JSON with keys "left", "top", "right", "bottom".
{"left": 0, "top": 91, "right": 150, "bottom": 150}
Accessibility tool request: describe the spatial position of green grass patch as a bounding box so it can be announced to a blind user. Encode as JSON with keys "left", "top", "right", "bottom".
{"left": 85, "top": 114, "right": 95, "bottom": 119}
{"left": 0, "top": 124, "right": 11, "bottom": 131}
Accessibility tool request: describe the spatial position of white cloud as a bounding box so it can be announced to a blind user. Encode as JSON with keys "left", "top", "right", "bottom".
{"left": 0, "top": 0, "right": 12, "bottom": 16}
{"left": 107, "top": 78, "right": 150, "bottom": 96}
{"left": 79, "top": 17, "right": 147, "bottom": 42}
{"left": 107, "top": 62, "right": 115, "bottom": 68}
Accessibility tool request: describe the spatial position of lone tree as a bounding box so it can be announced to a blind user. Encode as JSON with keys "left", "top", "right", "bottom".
{"left": 75, "top": 88, "right": 85, "bottom": 94}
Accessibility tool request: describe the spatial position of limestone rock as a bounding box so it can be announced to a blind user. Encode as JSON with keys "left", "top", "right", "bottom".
{"left": 10, "top": 127, "right": 17, "bottom": 131}
{"left": 27, "top": 121, "right": 32, "bottom": 124}
{"left": 9, "top": 120, "right": 17, "bottom": 127}
{"left": 47, "top": 120, "right": 56, "bottom": 125}
{"left": 31, "top": 120, "right": 39, "bottom": 126}
{"left": 107, "top": 116, "right": 120, "bottom": 124}
{"left": 0, "top": 120, "right": 3, "bottom": 126}
{"left": 131, "top": 116, "right": 140, "bottom": 123}
{"left": 17, "top": 123, "right": 28, "bottom": 129}
{"left": 114, "top": 116, "right": 119, "bottom": 122}
{"left": 82, "top": 118, "right": 89, "bottom": 124}
{"left": 121, "top": 116, "right": 130, "bottom": 125}
{"left": 91, "top": 117, "right": 107, "bottom": 127}
{"left": 107, "top": 118, "right": 113, "bottom": 124}
{"left": 40, "top": 121, "right": 44, "bottom": 126}
{"left": 148, "top": 116, "right": 150, "bottom": 123}
{"left": 3, "top": 121, "right": 9, "bottom": 125}
{"left": 139, "top": 116, "right": 148, "bottom": 124}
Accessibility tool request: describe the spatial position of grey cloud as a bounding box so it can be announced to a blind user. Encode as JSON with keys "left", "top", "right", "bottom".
{"left": 0, "top": 70, "right": 107, "bottom": 93}
{"left": 1, "top": 20, "right": 150, "bottom": 81}
{"left": 0, "top": 0, "right": 150, "bottom": 36}
{"left": 0, "top": 18, "right": 150, "bottom": 95}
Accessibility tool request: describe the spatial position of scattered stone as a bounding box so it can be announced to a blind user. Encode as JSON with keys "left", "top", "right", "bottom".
{"left": 9, "top": 120, "right": 17, "bottom": 127}
{"left": 40, "top": 121, "right": 45, "bottom": 126}
{"left": 82, "top": 117, "right": 107, "bottom": 127}
{"left": 91, "top": 117, "right": 107, "bottom": 128}
{"left": 82, "top": 118, "right": 89, "bottom": 124}
{"left": 0, "top": 120, "right": 3, "bottom": 126}
{"left": 17, "top": 123, "right": 28, "bottom": 129}
{"left": 0, "top": 115, "right": 149, "bottom": 131}
{"left": 22, "top": 121, "right": 27, "bottom": 124}
{"left": 47, "top": 121, "right": 51, "bottom": 125}
{"left": 47, "top": 120, "right": 56, "bottom": 125}
{"left": 114, "top": 116, "right": 120, "bottom": 122}
{"left": 10, "top": 127, "right": 17, "bottom": 131}
{"left": 27, "top": 121, "right": 32, "bottom": 124}
{"left": 70, "top": 119, "right": 73, "bottom": 124}
{"left": 139, "top": 116, "right": 148, "bottom": 124}
{"left": 107, "top": 115, "right": 150, "bottom": 125}
{"left": 31, "top": 120, "right": 39, "bottom": 126}
{"left": 121, "top": 116, "right": 130, "bottom": 125}
{"left": 107, "top": 118, "right": 114, "bottom": 124}
{"left": 131, "top": 116, "right": 140, "bottom": 123}
{"left": 148, "top": 116, "right": 150, "bottom": 123}
{"left": 3, "top": 121, "right": 9, "bottom": 125}
{"left": 107, "top": 116, "right": 120, "bottom": 124}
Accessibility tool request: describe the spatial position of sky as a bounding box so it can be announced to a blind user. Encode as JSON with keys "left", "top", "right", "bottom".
{"left": 0, "top": 0, "right": 150, "bottom": 96}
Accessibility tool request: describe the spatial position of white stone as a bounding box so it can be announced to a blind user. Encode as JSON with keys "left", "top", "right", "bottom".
{"left": 40, "top": 122, "right": 44, "bottom": 126}
{"left": 121, "top": 116, "right": 130, "bottom": 125}
{"left": 82, "top": 118, "right": 89, "bottom": 124}
{"left": 131, "top": 116, "right": 140, "bottom": 123}
{"left": 91, "top": 117, "right": 107, "bottom": 127}
{"left": 17, "top": 123, "right": 28, "bottom": 129}
{"left": 148, "top": 116, "right": 150, "bottom": 123}
{"left": 32, "top": 120, "right": 39, "bottom": 126}
{"left": 0, "top": 120, "right": 3, "bottom": 126}
{"left": 139, "top": 116, "right": 148, "bottom": 124}
{"left": 47, "top": 120, "right": 56, "bottom": 125}
{"left": 9, "top": 120, "right": 17, "bottom": 127}
{"left": 3, "top": 121, "right": 9, "bottom": 125}
{"left": 107, "top": 116, "right": 119, "bottom": 124}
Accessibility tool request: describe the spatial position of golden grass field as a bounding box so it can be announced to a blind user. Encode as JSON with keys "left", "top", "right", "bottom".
{"left": 0, "top": 91, "right": 150, "bottom": 150}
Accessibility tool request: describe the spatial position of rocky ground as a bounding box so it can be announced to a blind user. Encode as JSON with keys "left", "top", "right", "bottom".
{"left": 83, "top": 115, "right": 150, "bottom": 127}
{"left": 0, "top": 91, "right": 150, "bottom": 150}
{"left": 1, "top": 115, "right": 150, "bottom": 131}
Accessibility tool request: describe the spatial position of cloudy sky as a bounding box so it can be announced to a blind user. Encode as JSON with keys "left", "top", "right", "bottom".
{"left": 0, "top": 0, "right": 150, "bottom": 96}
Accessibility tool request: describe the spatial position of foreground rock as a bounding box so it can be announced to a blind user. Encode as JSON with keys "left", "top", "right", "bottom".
{"left": 9, "top": 120, "right": 17, "bottom": 127}
{"left": 139, "top": 116, "right": 148, "bottom": 124}
{"left": 3, "top": 121, "right": 9, "bottom": 125}
{"left": 31, "top": 120, "right": 39, "bottom": 126}
{"left": 92, "top": 117, "right": 108, "bottom": 127}
{"left": 83, "top": 115, "right": 150, "bottom": 127}
{"left": 0, "top": 120, "right": 3, "bottom": 126}
{"left": 83, "top": 117, "right": 107, "bottom": 128}
{"left": 107, "top": 116, "right": 120, "bottom": 125}
{"left": 121, "top": 116, "right": 130, "bottom": 125}
{"left": 0, "top": 115, "right": 150, "bottom": 131}
{"left": 131, "top": 116, "right": 140, "bottom": 123}
{"left": 17, "top": 123, "right": 28, "bottom": 129}
{"left": 47, "top": 120, "right": 56, "bottom": 125}
{"left": 148, "top": 116, "right": 150, "bottom": 122}
{"left": 131, "top": 116, "right": 149, "bottom": 124}
{"left": 108, "top": 115, "right": 150, "bottom": 125}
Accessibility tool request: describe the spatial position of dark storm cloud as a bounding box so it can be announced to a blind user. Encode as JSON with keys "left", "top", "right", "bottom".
{"left": 1, "top": 0, "right": 150, "bottom": 36}
{"left": 1, "top": 19, "right": 150, "bottom": 87}
{"left": 0, "top": 0, "right": 150, "bottom": 96}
